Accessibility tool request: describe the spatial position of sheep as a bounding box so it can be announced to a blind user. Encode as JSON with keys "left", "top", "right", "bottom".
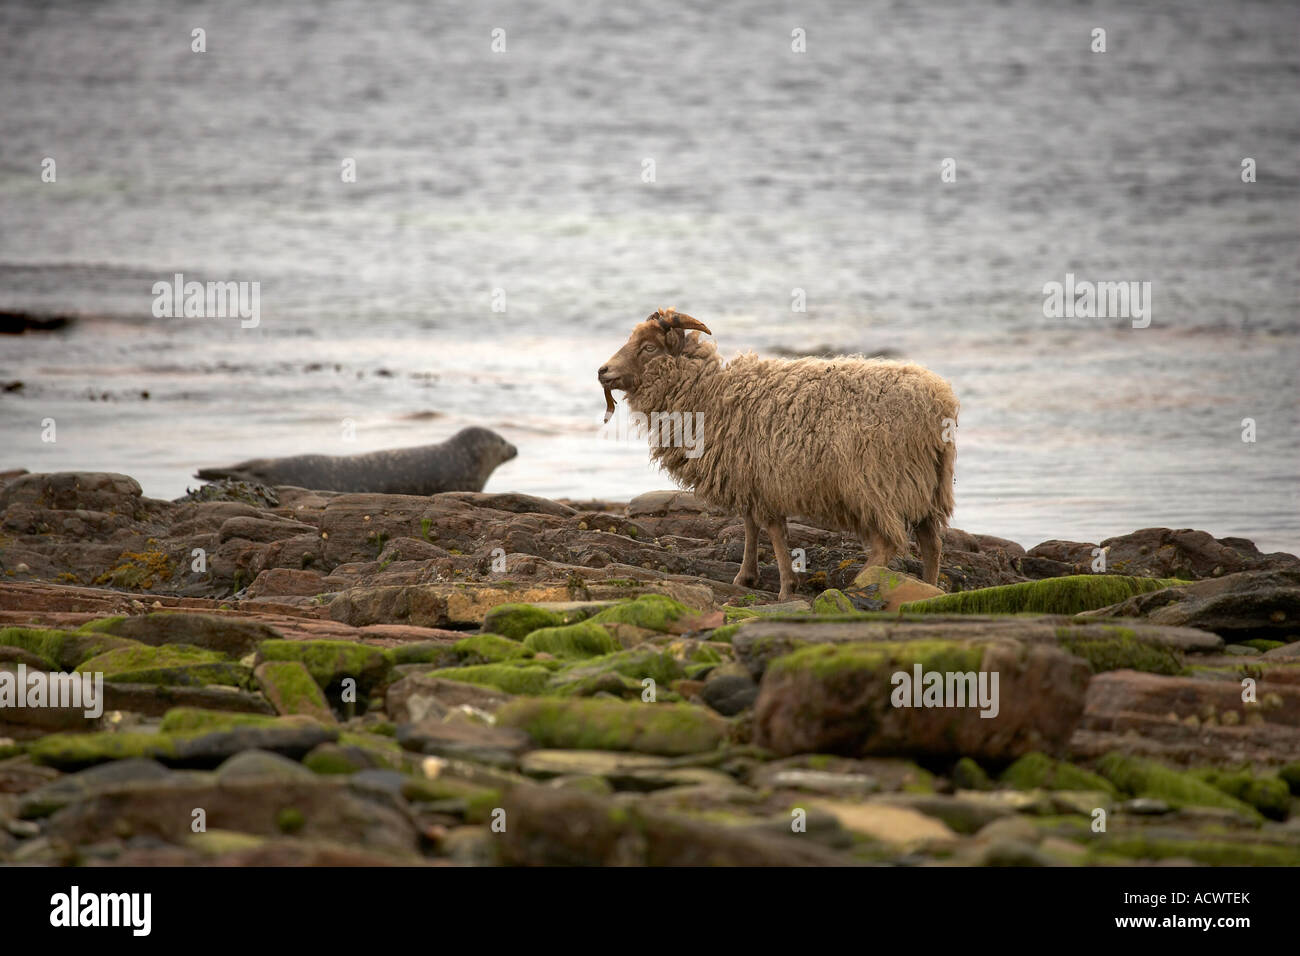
{"left": 597, "top": 309, "right": 958, "bottom": 601}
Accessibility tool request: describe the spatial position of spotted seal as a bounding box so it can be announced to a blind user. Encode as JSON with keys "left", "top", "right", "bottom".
{"left": 195, "top": 426, "right": 517, "bottom": 495}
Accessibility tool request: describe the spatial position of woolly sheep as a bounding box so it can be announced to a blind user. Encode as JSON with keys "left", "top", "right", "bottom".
{"left": 598, "top": 309, "right": 958, "bottom": 600}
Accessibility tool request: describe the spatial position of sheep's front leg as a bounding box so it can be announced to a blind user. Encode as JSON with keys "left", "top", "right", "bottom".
{"left": 732, "top": 514, "right": 760, "bottom": 588}
{"left": 765, "top": 517, "right": 796, "bottom": 602}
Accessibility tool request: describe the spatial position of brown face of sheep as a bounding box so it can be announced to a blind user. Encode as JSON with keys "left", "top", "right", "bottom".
{"left": 597, "top": 310, "right": 712, "bottom": 421}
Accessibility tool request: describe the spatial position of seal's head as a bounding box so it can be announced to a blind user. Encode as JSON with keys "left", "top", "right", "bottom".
{"left": 597, "top": 308, "right": 712, "bottom": 419}
{"left": 450, "top": 426, "right": 517, "bottom": 490}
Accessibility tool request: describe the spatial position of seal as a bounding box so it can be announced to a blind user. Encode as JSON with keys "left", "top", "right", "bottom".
{"left": 195, "top": 426, "right": 518, "bottom": 496}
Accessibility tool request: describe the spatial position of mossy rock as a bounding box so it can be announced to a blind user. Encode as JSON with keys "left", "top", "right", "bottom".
{"left": 256, "top": 639, "right": 390, "bottom": 693}
{"left": 523, "top": 621, "right": 620, "bottom": 659}
{"left": 767, "top": 639, "right": 986, "bottom": 681}
{"left": 708, "top": 622, "right": 746, "bottom": 644}
{"left": 1000, "top": 752, "right": 1117, "bottom": 795}
{"left": 1096, "top": 753, "right": 1261, "bottom": 819}
{"left": 480, "top": 603, "right": 566, "bottom": 641}
{"left": 1057, "top": 627, "right": 1183, "bottom": 675}
{"left": 304, "top": 733, "right": 401, "bottom": 774}
{"left": 26, "top": 731, "right": 179, "bottom": 767}
{"left": 383, "top": 641, "right": 457, "bottom": 666}
{"left": 0, "top": 626, "right": 142, "bottom": 671}
{"left": 900, "top": 575, "right": 1184, "bottom": 616}
{"left": 75, "top": 643, "right": 251, "bottom": 688}
{"left": 588, "top": 594, "right": 692, "bottom": 633}
{"left": 255, "top": 660, "right": 333, "bottom": 720}
{"left": 548, "top": 647, "right": 686, "bottom": 698}
{"left": 497, "top": 697, "right": 727, "bottom": 755}
{"left": 450, "top": 633, "right": 533, "bottom": 664}
{"left": 1090, "top": 835, "right": 1300, "bottom": 866}
{"left": 951, "top": 757, "right": 992, "bottom": 791}
{"left": 426, "top": 662, "right": 555, "bottom": 696}
{"left": 1193, "top": 768, "right": 1291, "bottom": 821}
{"left": 1240, "top": 638, "right": 1286, "bottom": 653}
{"left": 813, "top": 589, "right": 856, "bottom": 615}
{"left": 158, "top": 707, "right": 284, "bottom": 733}
{"left": 1280, "top": 762, "right": 1300, "bottom": 795}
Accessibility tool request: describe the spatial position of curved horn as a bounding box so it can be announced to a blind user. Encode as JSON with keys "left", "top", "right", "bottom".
{"left": 652, "top": 308, "right": 712, "bottom": 336}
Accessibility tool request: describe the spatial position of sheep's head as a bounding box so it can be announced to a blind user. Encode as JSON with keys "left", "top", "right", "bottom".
{"left": 597, "top": 309, "right": 712, "bottom": 421}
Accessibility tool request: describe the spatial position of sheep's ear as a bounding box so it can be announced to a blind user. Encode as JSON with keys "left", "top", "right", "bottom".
{"left": 664, "top": 328, "right": 684, "bottom": 355}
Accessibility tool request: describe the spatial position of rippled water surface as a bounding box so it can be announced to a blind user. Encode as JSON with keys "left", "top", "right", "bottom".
{"left": 1, "top": 0, "right": 1297, "bottom": 551}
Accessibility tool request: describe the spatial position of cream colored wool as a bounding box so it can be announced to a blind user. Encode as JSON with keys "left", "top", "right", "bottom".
{"left": 600, "top": 312, "right": 958, "bottom": 591}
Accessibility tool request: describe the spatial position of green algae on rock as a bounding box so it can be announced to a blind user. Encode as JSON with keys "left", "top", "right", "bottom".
{"left": 497, "top": 697, "right": 727, "bottom": 756}
{"left": 899, "top": 575, "right": 1184, "bottom": 616}
{"left": 754, "top": 639, "right": 1090, "bottom": 761}
{"left": 1, "top": 626, "right": 141, "bottom": 671}
{"left": 425, "top": 662, "right": 555, "bottom": 696}
{"left": 588, "top": 594, "right": 692, "bottom": 633}
{"left": 255, "top": 639, "right": 390, "bottom": 693}
{"left": 1056, "top": 626, "right": 1184, "bottom": 675}
{"left": 481, "top": 603, "right": 566, "bottom": 640}
{"left": 1000, "top": 752, "right": 1117, "bottom": 795}
{"left": 813, "top": 589, "right": 857, "bottom": 615}
{"left": 522, "top": 620, "right": 620, "bottom": 659}
{"left": 451, "top": 633, "right": 533, "bottom": 664}
{"left": 254, "top": 660, "right": 334, "bottom": 721}
{"left": 1096, "top": 753, "right": 1261, "bottom": 819}
{"left": 76, "top": 643, "right": 251, "bottom": 688}
{"left": 1192, "top": 767, "right": 1291, "bottom": 820}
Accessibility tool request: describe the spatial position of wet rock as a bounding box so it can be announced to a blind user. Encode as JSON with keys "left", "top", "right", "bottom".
{"left": 396, "top": 719, "right": 532, "bottom": 768}
{"left": 699, "top": 672, "right": 759, "bottom": 716}
{"left": 384, "top": 674, "right": 515, "bottom": 724}
{"left": 497, "top": 698, "right": 728, "bottom": 756}
{"left": 753, "top": 639, "right": 1090, "bottom": 760}
{"left": 76, "top": 644, "right": 251, "bottom": 688}
{"left": 496, "top": 785, "right": 847, "bottom": 866}
{"left": 254, "top": 660, "right": 335, "bottom": 722}
{"left": 44, "top": 775, "right": 420, "bottom": 857}
{"left": 100, "top": 682, "right": 275, "bottom": 717}
{"left": 1081, "top": 569, "right": 1300, "bottom": 642}
{"left": 851, "top": 566, "right": 943, "bottom": 609}
{"left": 27, "top": 711, "right": 338, "bottom": 771}
{"left": 94, "top": 612, "right": 283, "bottom": 656}
{"left": 216, "top": 749, "right": 315, "bottom": 781}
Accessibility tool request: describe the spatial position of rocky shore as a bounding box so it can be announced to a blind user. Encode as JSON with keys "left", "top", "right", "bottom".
{"left": 1, "top": 470, "right": 1298, "bottom": 866}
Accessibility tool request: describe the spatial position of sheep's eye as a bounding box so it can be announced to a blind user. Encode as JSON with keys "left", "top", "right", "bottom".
{"left": 641, "top": 343, "right": 657, "bottom": 353}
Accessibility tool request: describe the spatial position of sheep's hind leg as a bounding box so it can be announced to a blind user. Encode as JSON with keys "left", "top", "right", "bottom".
{"left": 764, "top": 517, "right": 796, "bottom": 602}
{"left": 732, "top": 514, "right": 760, "bottom": 588}
{"left": 915, "top": 516, "right": 943, "bottom": 586}
{"left": 863, "top": 531, "right": 897, "bottom": 573}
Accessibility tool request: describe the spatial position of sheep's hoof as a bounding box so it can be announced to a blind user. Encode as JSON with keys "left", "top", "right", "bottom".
{"left": 776, "top": 589, "right": 794, "bottom": 602}
{"left": 732, "top": 570, "right": 758, "bottom": 587}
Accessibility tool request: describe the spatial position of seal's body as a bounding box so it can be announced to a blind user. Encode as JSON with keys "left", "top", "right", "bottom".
{"left": 195, "top": 427, "right": 517, "bottom": 496}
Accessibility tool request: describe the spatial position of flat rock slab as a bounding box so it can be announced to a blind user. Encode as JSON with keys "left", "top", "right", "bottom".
{"left": 384, "top": 674, "right": 516, "bottom": 724}
{"left": 102, "top": 682, "right": 276, "bottom": 718}
{"left": 396, "top": 718, "right": 532, "bottom": 768}
{"left": 732, "top": 615, "right": 1222, "bottom": 678}
{"left": 754, "top": 639, "right": 1090, "bottom": 761}
{"left": 1083, "top": 669, "right": 1300, "bottom": 728}
{"left": 42, "top": 776, "right": 420, "bottom": 857}
{"left": 497, "top": 784, "right": 848, "bottom": 866}
{"left": 809, "top": 800, "right": 958, "bottom": 850}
